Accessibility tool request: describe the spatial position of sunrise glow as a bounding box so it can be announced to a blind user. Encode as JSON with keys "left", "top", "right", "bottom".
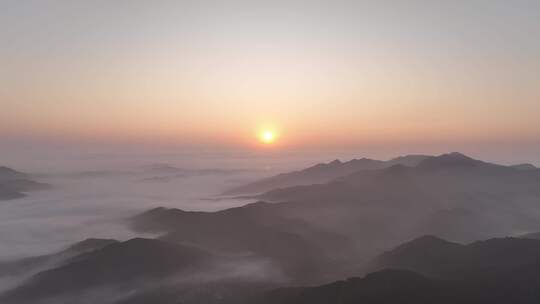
{"left": 259, "top": 130, "right": 276, "bottom": 144}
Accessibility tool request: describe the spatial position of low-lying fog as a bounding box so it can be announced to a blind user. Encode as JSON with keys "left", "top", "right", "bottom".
{"left": 0, "top": 150, "right": 324, "bottom": 260}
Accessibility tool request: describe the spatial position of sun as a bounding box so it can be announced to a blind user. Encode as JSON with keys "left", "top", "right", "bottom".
{"left": 259, "top": 130, "right": 276, "bottom": 144}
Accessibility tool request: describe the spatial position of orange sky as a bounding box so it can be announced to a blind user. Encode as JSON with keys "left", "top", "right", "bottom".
{"left": 1, "top": 1, "right": 539, "bottom": 153}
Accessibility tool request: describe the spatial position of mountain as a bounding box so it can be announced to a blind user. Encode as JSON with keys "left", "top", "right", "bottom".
{"left": 251, "top": 265, "right": 540, "bottom": 304}
{"left": 371, "top": 235, "right": 540, "bottom": 279}
{"left": 4, "top": 152, "right": 540, "bottom": 303}
{"left": 130, "top": 204, "right": 357, "bottom": 284}
{"left": 0, "top": 166, "right": 50, "bottom": 200}
{"left": 0, "top": 238, "right": 213, "bottom": 304}
{"left": 416, "top": 152, "right": 485, "bottom": 169}
{"left": 519, "top": 231, "right": 540, "bottom": 240}
{"left": 250, "top": 236, "right": 540, "bottom": 304}
{"left": 1, "top": 236, "right": 285, "bottom": 304}
{"left": 254, "top": 152, "right": 540, "bottom": 243}
{"left": 224, "top": 158, "right": 387, "bottom": 195}
{"left": 224, "top": 154, "right": 434, "bottom": 195}
{"left": 65, "top": 238, "right": 119, "bottom": 253}
{"left": 0, "top": 238, "right": 118, "bottom": 278}
{"left": 0, "top": 179, "right": 49, "bottom": 192}
{"left": 386, "top": 154, "right": 431, "bottom": 167}
{"left": 0, "top": 166, "right": 28, "bottom": 181}
{"left": 368, "top": 235, "right": 465, "bottom": 277}
{"left": 511, "top": 163, "right": 538, "bottom": 170}
{"left": 251, "top": 270, "right": 457, "bottom": 304}
{"left": 0, "top": 166, "right": 28, "bottom": 200}
{"left": 129, "top": 153, "right": 540, "bottom": 278}
{"left": 224, "top": 153, "right": 526, "bottom": 196}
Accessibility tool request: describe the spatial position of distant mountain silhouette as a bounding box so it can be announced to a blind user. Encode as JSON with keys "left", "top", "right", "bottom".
{"left": 225, "top": 152, "right": 534, "bottom": 196}
{"left": 254, "top": 152, "right": 540, "bottom": 244}
{"left": 66, "top": 238, "right": 119, "bottom": 253}
{"left": 225, "top": 154, "right": 438, "bottom": 196}
{"left": 224, "top": 158, "right": 387, "bottom": 195}
{"left": 0, "top": 166, "right": 28, "bottom": 182}
{"left": 0, "top": 166, "right": 50, "bottom": 200}
{"left": 416, "top": 152, "right": 485, "bottom": 169}
{"left": 128, "top": 153, "right": 540, "bottom": 280}
{"left": 386, "top": 154, "right": 431, "bottom": 167}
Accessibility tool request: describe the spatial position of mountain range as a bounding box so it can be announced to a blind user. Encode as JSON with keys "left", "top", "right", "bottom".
{"left": 253, "top": 236, "right": 540, "bottom": 304}
{"left": 0, "top": 238, "right": 215, "bottom": 304}
{"left": 254, "top": 153, "right": 540, "bottom": 244}
{"left": 3, "top": 152, "right": 540, "bottom": 303}
{"left": 224, "top": 154, "right": 431, "bottom": 195}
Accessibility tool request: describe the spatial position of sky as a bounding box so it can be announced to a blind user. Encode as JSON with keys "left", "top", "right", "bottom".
{"left": 1, "top": 0, "right": 540, "bottom": 163}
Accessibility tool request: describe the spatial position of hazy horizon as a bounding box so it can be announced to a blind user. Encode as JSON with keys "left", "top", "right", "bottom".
{"left": 2, "top": 0, "right": 540, "bottom": 159}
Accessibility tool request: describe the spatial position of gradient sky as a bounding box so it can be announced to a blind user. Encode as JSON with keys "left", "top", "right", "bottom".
{"left": 1, "top": 0, "right": 539, "bottom": 162}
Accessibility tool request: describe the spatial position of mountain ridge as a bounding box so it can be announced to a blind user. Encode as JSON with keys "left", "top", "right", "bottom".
{"left": 0, "top": 166, "right": 50, "bottom": 200}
